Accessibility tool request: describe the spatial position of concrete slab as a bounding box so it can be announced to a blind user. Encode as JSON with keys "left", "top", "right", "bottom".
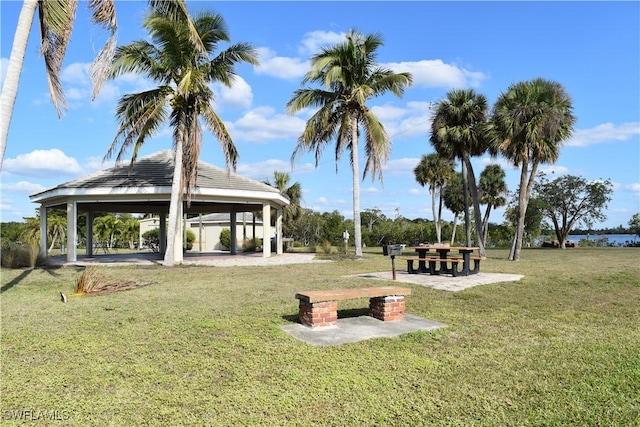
{"left": 280, "top": 314, "right": 446, "bottom": 346}
{"left": 351, "top": 271, "right": 524, "bottom": 292}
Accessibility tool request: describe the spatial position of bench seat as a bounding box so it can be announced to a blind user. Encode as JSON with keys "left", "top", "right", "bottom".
{"left": 295, "top": 286, "right": 411, "bottom": 328}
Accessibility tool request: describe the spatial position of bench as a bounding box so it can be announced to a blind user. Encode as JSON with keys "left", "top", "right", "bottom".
{"left": 295, "top": 286, "right": 411, "bottom": 328}
{"left": 404, "top": 256, "right": 462, "bottom": 274}
{"left": 451, "top": 256, "right": 485, "bottom": 276}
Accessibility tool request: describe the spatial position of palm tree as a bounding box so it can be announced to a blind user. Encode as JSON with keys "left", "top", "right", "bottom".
{"left": 491, "top": 78, "right": 575, "bottom": 260}
{"left": 105, "top": 4, "right": 258, "bottom": 266}
{"left": 443, "top": 172, "right": 466, "bottom": 245}
{"left": 287, "top": 30, "right": 413, "bottom": 257}
{"left": 479, "top": 164, "right": 507, "bottom": 247}
{"left": 413, "top": 153, "right": 455, "bottom": 244}
{"left": 264, "top": 171, "right": 303, "bottom": 237}
{"left": 0, "top": 0, "right": 118, "bottom": 171}
{"left": 430, "top": 89, "right": 491, "bottom": 256}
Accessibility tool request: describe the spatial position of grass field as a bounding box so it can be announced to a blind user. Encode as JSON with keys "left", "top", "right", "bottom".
{"left": 1, "top": 248, "right": 639, "bottom": 426}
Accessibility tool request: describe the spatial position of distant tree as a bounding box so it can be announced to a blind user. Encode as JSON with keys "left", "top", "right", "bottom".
{"left": 629, "top": 213, "right": 640, "bottom": 239}
{"left": 287, "top": 30, "right": 412, "bottom": 258}
{"left": 413, "top": 153, "right": 455, "bottom": 244}
{"left": 94, "top": 214, "right": 123, "bottom": 250}
{"left": 505, "top": 195, "right": 545, "bottom": 248}
{"left": 442, "top": 172, "right": 466, "bottom": 244}
{"left": 263, "top": 171, "right": 303, "bottom": 236}
{"left": 492, "top": 78, "right": 576, "bottom": 260}
{"left": 479, "top": 164, "right": 508, "bottom": 247}
{"left": 0, "top": 222, "right": 24, "bottom": 243}
{"left": 534, "top": 174, "right": 613, "bottom": 249}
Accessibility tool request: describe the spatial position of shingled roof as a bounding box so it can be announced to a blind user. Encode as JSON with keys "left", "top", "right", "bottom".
{"left": 30, "top": 150, "right": 289, "bottom": 212}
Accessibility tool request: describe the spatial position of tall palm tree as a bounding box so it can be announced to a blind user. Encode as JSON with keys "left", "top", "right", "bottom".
{"left": 0, "top": 0, "right": 118, "bottom": 171}
{"left": 287, "top": 30, "right": 412, "bottom": 257}
{"left": 264, "top": 171, "right": 303, "bottom": 236}
{"left": 105, "top": 4, "right": 258, "bottom": 266}
{"left": 491, "top": 78, "right": 575, "bottom": 260}
{"left": 430, "top": 88, "right": 491, "bottom": 256}
{"left": 413, "top": 153, "right": 455, "bottom": 244}
{"left": 479, "top": 164, "right": 507, "bottom": 247}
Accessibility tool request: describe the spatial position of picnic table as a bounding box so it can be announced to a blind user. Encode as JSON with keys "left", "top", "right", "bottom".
{"left": 405, "top": 245, "right": 483, "bottom": 276}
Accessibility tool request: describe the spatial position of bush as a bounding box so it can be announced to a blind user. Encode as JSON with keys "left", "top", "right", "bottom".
{"left": 242, "top": 238, "right": 259, "bottom": 252}
{"left": 315, "top": 240, "right": 334, "bottom": 254}
{"left": 184, "top": 229, "right": 195, "bottom": 251}
{"left": 219, "top": 228, "right": 231, "bottom": 249}
{"left": 1, "top": 242, "right": 44, "bottom": 268}
{"left": 142, "top": 229, "right": 160, "bottom": 252}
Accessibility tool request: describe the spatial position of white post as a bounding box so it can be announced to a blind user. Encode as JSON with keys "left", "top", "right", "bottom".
{"left": 230, "top": 211, "right": 237, "bottom": 255}
{"left": 66, "top": 201, "right": 77, "bottom": 262}
{"left": 262, "top": 203, "right": 271, "bottom": 258}
{"left": 39, "top": 206, "right": 47, "bottom": 258}
{"left": 276, "top": 207, "right": 283, "bottom": 255}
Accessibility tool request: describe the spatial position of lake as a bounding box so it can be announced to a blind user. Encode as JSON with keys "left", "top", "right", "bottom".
{"left": 567, "top": 233, "right": 639, "bottom": 246}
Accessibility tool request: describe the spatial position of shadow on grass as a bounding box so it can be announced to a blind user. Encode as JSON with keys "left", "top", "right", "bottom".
{"left": 1, "top": 265, "right": 66, "bottom": 293}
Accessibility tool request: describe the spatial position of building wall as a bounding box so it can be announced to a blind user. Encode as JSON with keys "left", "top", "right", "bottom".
{"left": 139, "top": 216, "right": 272, "bottom": 252}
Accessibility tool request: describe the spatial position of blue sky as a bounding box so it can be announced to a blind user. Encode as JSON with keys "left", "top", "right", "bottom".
{"left": 1, "top": 1, "right": 639, "bottom": 230}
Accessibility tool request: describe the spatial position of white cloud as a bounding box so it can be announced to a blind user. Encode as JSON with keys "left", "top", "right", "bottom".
{"left": 226, "top": 106, "right": 305, "bottom": 142}
{"left": 254, "top": 47, "right": 309, "bottom": 80}
{"left": 237, "top": 159, "right": 292, "bottom": 180}
{"left": 299, "top": 31, "right": 346, "bottom": 55}
{"left": 386, "top": 59, "right": 487, "bottom": 89}
{"left": 1, "top": 181, "right": 47, "bottom": 194}
{"left": 538, "top": 165, "right": 570, "bottom": 176}
{"left": 566, "top": 122, "right": 640, "bottom": 147}
{"left": 3, "top": 149, "right": 82, "bottom": 178}
{"left": 216, "top": 76, "right": 253, "bottom": 109}
{"left": 383, "top": 157, "right": 421, "bottom": 175}
{"left": 625, "top": 183, "right": 640, "bottom": 195}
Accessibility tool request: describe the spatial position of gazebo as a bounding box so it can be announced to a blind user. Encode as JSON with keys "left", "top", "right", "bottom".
{"left": 29, "top": 150, "right": 290, "bottom": 263}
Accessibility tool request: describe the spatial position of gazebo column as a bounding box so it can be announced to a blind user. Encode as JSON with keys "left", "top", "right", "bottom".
{"left": 262, "top": 203, "right": 271, "bottom": 258}
{"left": 39, "top": 206, "right": 47, "bottom": 258}
{"left": 276, "top": 207, "right": 283, "bottom": 255}
{"left": 86, "top": 211, "right": 94, "bottom": 257}
{"left": 66, "top": 201, "right": 78, "bottom": 262}
{"left": 230, "top": 211, "right": 237, "bottom": 255}
{"left": 159, "top": 212, "right": 167, "bottom": 255}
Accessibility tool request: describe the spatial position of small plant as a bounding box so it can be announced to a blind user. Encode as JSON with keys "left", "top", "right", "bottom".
{"left": 219, "top": 228, "right": 231, "bottom": 249}
{"left": 242, "top": 238, "right": 258, "bottom": 252}
{"left": 1, "top": 242, "right": 45, "bottom": 268}
{"left": 184, "top": 229, "right": 195, "bottom": 251}
{"left": 316, "top": 240, "right": 334, "bottom": 254}
{"left": 74, "top": 267, "right": 106, "bottom": 295}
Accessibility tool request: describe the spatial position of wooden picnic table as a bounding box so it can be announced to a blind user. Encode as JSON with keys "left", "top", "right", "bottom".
{"left": 406, "top": 245, "right": 481, "bottom": 276}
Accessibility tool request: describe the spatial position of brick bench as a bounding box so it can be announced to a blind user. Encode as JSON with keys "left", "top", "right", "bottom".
{"left": 295, "top": 286, "right": 411, "bottom": 328}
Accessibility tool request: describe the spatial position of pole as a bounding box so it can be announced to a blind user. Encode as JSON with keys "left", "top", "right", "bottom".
{"left": 391, "top": 255, "right": 396, "bottom": 280}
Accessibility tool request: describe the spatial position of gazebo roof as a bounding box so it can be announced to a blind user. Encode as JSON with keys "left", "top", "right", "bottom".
{"left": 30, "top": 150, "right": 289, "bottom": 214}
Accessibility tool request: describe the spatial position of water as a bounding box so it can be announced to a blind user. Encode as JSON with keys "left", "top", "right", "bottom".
{"left": 567, "top": 233, "right": 638, "bottom": 246}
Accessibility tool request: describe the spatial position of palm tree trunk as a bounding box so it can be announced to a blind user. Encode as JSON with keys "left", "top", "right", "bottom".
{"left": 351, "top": 118, "right": 363, "bottom": 258}
{"left": 482, "top": 205, "right": 492, "bottom": 247}
{"left": 164, "top": 139, "right": 184, "bottom": 266}
{"left": 451, "top": 215, "right": 458, "bottom": 244}
{"left": 509, "top": 162, "right": 532, "bottom": 261}
{"left": 431, "top": 187, "right": 441, "bottom": 243}
{"left": 0, "top": 0, "right": 37, "bottom": 171}
{"left": 461, "top": 157, "right": 471, "bottom": 247}
{"left": 464, "top": 157, "right": 486, "bottom": 256}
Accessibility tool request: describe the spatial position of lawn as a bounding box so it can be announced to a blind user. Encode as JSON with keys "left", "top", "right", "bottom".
{"left": 1, "top": 248, "right": 639, "bottom": 426}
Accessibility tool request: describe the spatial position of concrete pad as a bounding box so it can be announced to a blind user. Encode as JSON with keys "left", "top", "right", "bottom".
{"left": 280, "top": 313, "right": 446, "bottom": 346}
{"left": 351, "top": 271, "right": 524, "bottom": 292}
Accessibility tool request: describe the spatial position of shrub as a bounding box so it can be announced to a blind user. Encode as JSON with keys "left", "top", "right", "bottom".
{"left": 74, "top": 267, "right": 105, "bottom": 294}
{"left": 184, "top": 229, "right": 195, "bottom": 251}
{"left": 315, "top": 240, "right": 334, "bottom": 254}
{"left": 219, "top": 228, "right": 231, "bottom": 249}
{"left": 242, "top": 238, "right": 259, "bottom": 252}
{"left": 142, "top": 229, "right": 160, "bottom": 252}
{"left": 1, "top": 242, "right": 43, "bottom": 268}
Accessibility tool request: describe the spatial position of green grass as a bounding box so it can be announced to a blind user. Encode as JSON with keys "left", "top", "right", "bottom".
{"left": 1, "top": 248, "right": 639, "bottom": 426}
